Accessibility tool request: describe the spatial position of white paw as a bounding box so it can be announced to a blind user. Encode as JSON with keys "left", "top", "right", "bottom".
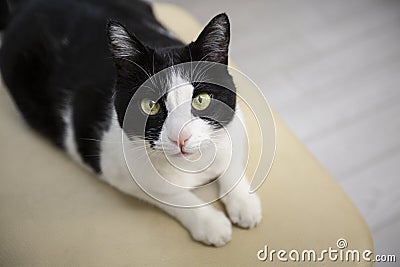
{"left": 189, "top": 209, "right": 232, "bottom": 247}
{"left": 224, "top": 193, "right": 262, "bottom": 228}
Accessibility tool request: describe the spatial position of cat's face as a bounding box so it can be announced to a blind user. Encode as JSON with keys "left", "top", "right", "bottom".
{"left": 108, "top": 14, "right": 236, "bottom": 158}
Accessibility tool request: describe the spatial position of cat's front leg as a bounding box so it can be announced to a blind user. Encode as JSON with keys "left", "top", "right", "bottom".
{"left": 135, "top": 189, "right": 232, "bottom": 247}
{"left": 218, "top": 160, "right": 262, "bottom": 228}
{"left": 173, "top": 204, "right": 232, "bottom": 247}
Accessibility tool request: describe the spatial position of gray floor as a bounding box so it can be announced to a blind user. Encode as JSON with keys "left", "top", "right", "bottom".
{"left": 153, "top": 0, "right": 400, "bottom": 264}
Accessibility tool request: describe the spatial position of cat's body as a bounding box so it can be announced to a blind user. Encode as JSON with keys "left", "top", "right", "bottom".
{"left": 0, "top": 0, "right": 262, "bottom": 246}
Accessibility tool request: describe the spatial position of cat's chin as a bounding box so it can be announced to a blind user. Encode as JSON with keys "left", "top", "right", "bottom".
{"left": 170, "top": 151, "right": 194, "bottom": 157}
{"left": 172, "top": 152, "right": 188, "bottom": 156}
{"left": 167, "top": 150, "right": 205, "bottom": 161}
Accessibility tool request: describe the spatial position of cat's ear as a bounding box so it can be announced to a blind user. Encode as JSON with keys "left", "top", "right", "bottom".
{"left": 107, "top": 21, "right": 147, "bottom": 63}
{"left": 190, "top": 13, "right": 230, "bottom": 64}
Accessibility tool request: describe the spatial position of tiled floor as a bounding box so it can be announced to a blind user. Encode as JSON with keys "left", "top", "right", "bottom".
{"left": 153, "top": 0, "right": 400, "bottom": 264}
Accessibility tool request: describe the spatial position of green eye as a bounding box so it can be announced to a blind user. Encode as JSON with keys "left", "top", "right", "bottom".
{"left": 140, "top": 98, "right": 160, "bottom": 115}
{"left": 192, "top": 93, "right": 211, "bottom": 111}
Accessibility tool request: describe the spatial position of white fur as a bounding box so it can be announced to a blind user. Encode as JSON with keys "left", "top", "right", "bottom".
{"left": 62, "top": 107, "right": 82, "bottom": 164}
{"left": 63, "top": 71, "right": 262, "bottom": 246}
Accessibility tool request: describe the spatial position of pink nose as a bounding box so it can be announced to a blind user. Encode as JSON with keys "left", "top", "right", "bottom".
{"left": 169, "top": 132, "right": 191, "bottom": 150}
{"left": 178, "top": 133, "right": 191, "bottom": 147}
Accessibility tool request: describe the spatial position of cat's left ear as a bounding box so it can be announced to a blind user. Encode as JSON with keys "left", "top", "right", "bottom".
{"left": 107, "top": 21, "right": 147, "bottom": 64}
{"left": 190, "top": 13, "right": 230, "bottom": 64}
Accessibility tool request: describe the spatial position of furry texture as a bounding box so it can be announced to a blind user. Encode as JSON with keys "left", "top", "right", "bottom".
{"left": 0, "top": 0, "right": 261, "bottom": 246}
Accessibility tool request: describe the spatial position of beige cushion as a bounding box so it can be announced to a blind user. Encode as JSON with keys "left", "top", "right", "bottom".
{"left": 0, "top": 3, "right": 373, "bottom": 266}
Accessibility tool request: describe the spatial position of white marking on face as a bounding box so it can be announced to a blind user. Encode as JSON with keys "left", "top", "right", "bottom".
{"left": 153, "top": 70, "right": 214, "bottom": 156}
{"left": 164, "top": 71, "right": 193, "bottom": 143}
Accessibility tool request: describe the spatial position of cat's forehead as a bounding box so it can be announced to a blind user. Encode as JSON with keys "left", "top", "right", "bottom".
{"left": 153, "top": 47, "right": 188, "bottom": 71}
{"left": 165, "top": 70, "right": 193, "bottom": 113}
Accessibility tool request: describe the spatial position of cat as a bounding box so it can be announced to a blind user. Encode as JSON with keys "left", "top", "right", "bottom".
{"left": 0, "top": 0, "right": 262, "bottom": 247}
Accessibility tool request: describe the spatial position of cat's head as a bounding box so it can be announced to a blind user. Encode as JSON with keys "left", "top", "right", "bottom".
{"left": 107, "top": 14, "right": 236, "bottom": 158}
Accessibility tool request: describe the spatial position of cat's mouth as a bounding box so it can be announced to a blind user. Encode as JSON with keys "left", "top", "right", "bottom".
{"left": 168, "top": 150, "right": 205, "bottom": 163}
{"left": 169, "top": 149, "right": 193, "bottom": 157}
{"left": 174, "top": 151, "right": 190, "bottom": 156}
{"left": 151, "top": 146, "right": 195, "bottom": 157}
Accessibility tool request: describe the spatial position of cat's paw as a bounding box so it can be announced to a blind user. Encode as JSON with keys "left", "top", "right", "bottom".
{"left": 224, "top": 193, "right": 262, "bottom": 229}
{"left": 190, "top": 210, "right": 232, "bottom": 247}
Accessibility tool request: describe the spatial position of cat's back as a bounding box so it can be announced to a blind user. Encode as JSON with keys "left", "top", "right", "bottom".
{"left": 0, "top": 0, "right": 118, "bottom": 148}
{"left": 0, "top": 0, "right": 182, "bottom": 105}
{"left": 0, "top": 0, "right": 182, "bottom": 162}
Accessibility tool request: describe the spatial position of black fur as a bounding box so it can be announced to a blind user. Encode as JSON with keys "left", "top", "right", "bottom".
{"left": 0, "top": 0, "right": 236, "bottom": 173}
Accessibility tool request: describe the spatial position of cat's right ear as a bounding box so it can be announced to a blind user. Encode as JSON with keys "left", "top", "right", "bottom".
{"left": 190, "top": 13, "right": 230, "bottom": 64}
{"left": 107, "top": 21, "right": 147, "bottom": 67}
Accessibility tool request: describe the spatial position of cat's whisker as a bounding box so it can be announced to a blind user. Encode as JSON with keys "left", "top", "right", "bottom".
{"left": 132, "top": 148, "right": 159, "bottom": 161}
{"left": 120, "top": 57, "right": 151, "bottom": 79}
{"left": 209, "top": 129, "right": 226, "bottom": 135}
{"left": 188, "top": 46, "right": 194, "bottom": 81}
{"left": 80, "top": 137, "right": 121, "bottom": 143}
{"left": 152, "top": 50, "right": 156, "bottom": 76}
{"left": 126, "top": 143, "right": 151, "bottom": 151}
{"left": 192, "top": 63, "right": 217, "bottom": 83}
{"left": 118, "top": 57, "right": 157, "bottom": 92}
{"left": 130, "top": 140, "right": 151, "bottom": 145}
{"left": 82, "top": 153, "right": 102, "bottom": 158}
{"left": 191, "top": 52, "right": 219, "bottom": 82}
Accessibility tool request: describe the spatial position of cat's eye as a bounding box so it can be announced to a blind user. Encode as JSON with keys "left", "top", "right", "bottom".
{"left": 192, "top": 93, "right": 211, "bottom": 111}
{"left": 140, "top": 98, "right": 160, "bottom": 115}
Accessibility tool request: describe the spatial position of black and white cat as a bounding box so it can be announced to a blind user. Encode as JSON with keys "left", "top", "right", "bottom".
{"left": 0, "top": 0, "right": 261, "bottom": 246}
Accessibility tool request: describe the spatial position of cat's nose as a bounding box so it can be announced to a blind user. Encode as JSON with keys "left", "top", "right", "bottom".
{"left": 178, "top": 135, "right": 190, "bottom": 148}
{"left": 169, "top": 132, "right": 191, "bottom": 148}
